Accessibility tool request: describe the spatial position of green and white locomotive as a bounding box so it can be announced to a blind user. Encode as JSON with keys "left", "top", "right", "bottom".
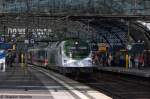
{"left": 28, "top": 39, "right": 94, "bottom": 73}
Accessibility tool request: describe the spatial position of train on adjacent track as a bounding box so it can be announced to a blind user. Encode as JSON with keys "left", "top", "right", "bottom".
{"left": 27, "top": 39, "right": 95, "bottom": 73}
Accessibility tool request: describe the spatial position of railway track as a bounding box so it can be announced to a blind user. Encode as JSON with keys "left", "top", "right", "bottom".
{"left": 67, "top": 71, "right": 150, "bottom": 99}
{"left": 26, "top": 65, "right": 150, "bottom": 99}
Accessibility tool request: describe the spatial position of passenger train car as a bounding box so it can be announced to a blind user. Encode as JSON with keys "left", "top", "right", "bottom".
{"left": 28, "top": 39, "right": 94, "bottom": 73}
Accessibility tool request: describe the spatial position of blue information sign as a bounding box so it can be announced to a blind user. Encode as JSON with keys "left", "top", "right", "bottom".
{"left": 0, "top": 50, "right": 5, "bottom": 59}
{"left": 0, "top": 43, "right": 13, "bottom": 50}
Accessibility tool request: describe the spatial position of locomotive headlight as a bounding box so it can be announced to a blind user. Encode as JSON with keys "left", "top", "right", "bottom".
{"left": 83, "top": 59, "right": 92, "bottom": 65}
{"left": 75, "top": 41, "right": 79, "bottom": 45}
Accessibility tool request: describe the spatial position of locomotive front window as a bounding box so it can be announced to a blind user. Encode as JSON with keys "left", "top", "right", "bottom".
{"left": 64, "top": 40, "right": 90, "bottom": 60}
{"left": 38, "top": 50, "right": 46, "bottom": 59}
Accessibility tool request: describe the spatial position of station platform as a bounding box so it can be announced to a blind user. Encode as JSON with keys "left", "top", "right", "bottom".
{"left": 0, "top": 64, "right": 112, "bottom": 99}
{"left": 97, "top": 66, "right": 150, "bottom": 78}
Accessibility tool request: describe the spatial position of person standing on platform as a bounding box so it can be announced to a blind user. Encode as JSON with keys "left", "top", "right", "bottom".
{"left": 128, "top": 55, "right": 132, "bottom": 68}
{"left": 102, "top": 54, "right": 107, "bottom": 66}
{"left": 130, "top": 55, "right": 134, "bottom": 68}
{"left": 119, "top": 55, "right": 123, "bottom": 67}
{"left": 92, "top": 51, "right": 99, "bottom": 65}
{"left": 108, "top": 54, "right": 113, "bottom": 66}
{"left": 8, "top": 54, "right": 12, "bottom": 67}
{"left": 139, "top": 54, "right": 144, "bottom": 69}
{"left": 141, "top": 55, "right": 145, "bottom": 67}
{"left": 134, "top": 55, "right": 139, "bottom": 69}
{"left": 95, "top": 51, "right": 99, "bottom": 65}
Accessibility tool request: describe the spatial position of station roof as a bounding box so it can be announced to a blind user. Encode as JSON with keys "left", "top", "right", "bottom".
{"left": 0, "top": 15, "right": 149, "bottom": 47}
{"left": 0, "top": 0, "right": 149, "bottom": 50}
{"left": 0, "top": 0, "right": 150, "bottom": 15}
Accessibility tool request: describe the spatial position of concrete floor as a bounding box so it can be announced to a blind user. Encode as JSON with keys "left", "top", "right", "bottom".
{"left": 0, "top": 64, "right": 111, "bottom": 99}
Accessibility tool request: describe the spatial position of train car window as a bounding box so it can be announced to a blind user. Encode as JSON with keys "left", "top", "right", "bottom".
{"left": 45, "top": 51, "right": 47, "bottom": 58}
{"left": 39, "top": 50, "right": 46, "bottom": 59}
